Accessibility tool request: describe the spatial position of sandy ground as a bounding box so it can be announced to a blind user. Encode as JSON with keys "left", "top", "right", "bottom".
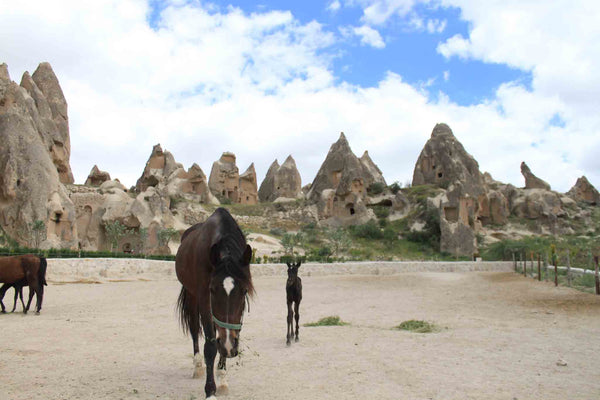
{"left": 1, "top": 271, "right": 600, "bottom": 400}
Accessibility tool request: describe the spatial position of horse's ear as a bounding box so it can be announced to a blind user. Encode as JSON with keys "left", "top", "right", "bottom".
{"left": 286, "top": 262, "right": 292, "bottom": 268}
{"left": 241, "top": 244, "right": 252, "bottom": 265}
{"left": 210, "top": 243, "right": 220, "bottom": 266}
{"left": 296, "top": 261, "right": 302, "bottom": 268}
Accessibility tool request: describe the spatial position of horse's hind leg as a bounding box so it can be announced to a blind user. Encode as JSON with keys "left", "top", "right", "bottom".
{"left": 24, "top": 285, "right": 36, "bottom": 314}
{"left": 216, "top": 355, "right": 229, "bottom": 395}
{"left": 34, "top": 284, "right": 44, "bottom": 314}
{"left": 189, "top": 301, "right": 203, "bottom": 378}
{"left": 286, "top": 300, "right": 293, "bottom": 346}
{"left": 294, "top": 300, "right": 300, "bottom": 342}
{"left": 17, "top": 287, "right": 25, "bottom": 313}
{"left": 11, "top": 286, "right": 19, "bottom": 313}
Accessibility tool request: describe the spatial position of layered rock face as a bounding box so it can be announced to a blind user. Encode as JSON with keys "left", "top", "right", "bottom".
{"left": 208, "top": 152, "right": 258, "bottom": 204}
{"left": 258, "top": 155, "right": 303, "bottom": 202}
{"left": 521, "top": 162, "right": 551, "bottom": 190}
{"left": 0, "top": 63, "right": 77, "bottom": 248}
{"left": 567, "top": 176, "right": 600, "bottom": 205}
{"left": 412, "top": 123, "right": 489, "bottom": 255}
{"left": 307, "top": 133, "right": 375, "bottom": 225}
{"left": 239, "top": 163, "right": 258, "bottom": 205}
{"left": 360, "top": 151, "right": 386, "bottom": 187}
{"left": 209, "top": 152, "right": 239, "bottom": 202}
{"left": 85, "top": 165, "right": 111, "bottom": 187}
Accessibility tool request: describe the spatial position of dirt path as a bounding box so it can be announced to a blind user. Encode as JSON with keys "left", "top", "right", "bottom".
{"left": 1, "top": 272, "right": 600, "bottom": 400}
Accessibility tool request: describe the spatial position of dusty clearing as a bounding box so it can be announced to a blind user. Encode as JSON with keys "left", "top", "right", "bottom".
{"left": 1, "top": 272, "right": 600, "bottom": 400}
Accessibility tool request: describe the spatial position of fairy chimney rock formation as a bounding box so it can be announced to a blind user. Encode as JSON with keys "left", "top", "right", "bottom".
{"left": 136, "top": 144, "right": 181, "bottom": 193}
{"left": 360, "top": 151, "right": 386, "bottom": 188}
{"left": 521, "top": 162, "right": 551, "bottom": 190}
{"left": 567, "top": 176, "right": 600, "bottom": 205}
{"left": 307, "top": 132, "right": 372, "bottom": 223}
{"left": 258, "top": 155, "right": 303, "bottom": 202}
{"left": 209, "top": 152, "right": 240, "bottom": 202}
{"left": 0, "top": 62, "right": 77, "bottom": 248}
{"left": 239, "top": 163, "right": 258, "bottom": 205}
{"left": 85, "top": 165, "right": 111, "bottom": 187}
{"left": 412, "top": 123, "right": 484, "bottom": 196}
{"left": 29, "top": 62, "right": 74, "bottom": 184}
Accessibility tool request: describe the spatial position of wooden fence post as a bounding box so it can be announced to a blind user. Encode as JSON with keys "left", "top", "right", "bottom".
{"left": 594, "top": 256, "right": 599, "bottom": 296}
{"left": 554, "top": 255, "right": 558, "bottom": 287}
{"left": 530, "top": 251, "right": 534, "bottom": 278}
{"left": 544, "top": 253, "right": 549, "bottom": 282}
{"left": 513, "top": 252, "right": 516, "bottom": 272}
{"left": 523, "top": 251, "right": 527, "bottom": 277}
{"left": 537, "top": 253, "right": 541, "bottom": 281}
{"left": 566, "top": 249, "right": 571, "bottom": 287}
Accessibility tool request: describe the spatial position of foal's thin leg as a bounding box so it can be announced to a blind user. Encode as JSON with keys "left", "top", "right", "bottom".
{"left": 294, "top": 300, "right": 300, "bottom": 342}
{"left": 286, "top": 300, "right": 293, "bottom": 346}
{"left": 216, "top": 355, "right": 229, "bottom": 395}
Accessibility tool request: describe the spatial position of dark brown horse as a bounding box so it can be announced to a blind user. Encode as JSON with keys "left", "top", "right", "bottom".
{"left": 176, "top": 208, "right": 254, "bottom": 399}
{"left": 0, "top": 255, "right": 47, "bottom": 314}
{"left": 286, "top": 261, "right": 302, "bottom": 345}
{"left": 0, "top": 278, "right": 27, "bottom": 313}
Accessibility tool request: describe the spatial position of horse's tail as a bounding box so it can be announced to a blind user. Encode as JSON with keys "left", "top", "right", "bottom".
{"left": 38, "top": 257, "right": 48, "bottom": 286}
{"left": 176, "top": 286, "right": 202, "bottom": 337}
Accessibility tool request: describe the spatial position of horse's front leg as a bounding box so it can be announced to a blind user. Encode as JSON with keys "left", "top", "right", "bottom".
{"left": 294, "top": 300, "right": 300, "bottom": 342}
{"left": 286, "top": 300, "right": 293, "bottom": 346}
{"left": 24, "top": 285, "right": 36, "bottom": 314}
{"left": 216, "top": 355, "right": 229, "bottom": 395}
{"left": 11, "top": 286, "right": 20, "bottom": 313}
{"left": 201, "top": 318, "right": 218, "bottom": 399}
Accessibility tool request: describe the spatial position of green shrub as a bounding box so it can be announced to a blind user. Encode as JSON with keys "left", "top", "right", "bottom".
{"left": 349, "top": 220, "right": 383, "bottom": 239}
{"left": 394, "top": 320, "right": 436, "bottom": 333}
{"left": 304, "top": 315, "right": 349, "bottom": 327}
{"left": 367, "top": 182, "right": 386, "bottom": 195}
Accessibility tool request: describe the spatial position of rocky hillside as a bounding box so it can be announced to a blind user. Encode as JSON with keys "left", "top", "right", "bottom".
{"left": 1, "top": 62, "right": 598, "bottom": 258}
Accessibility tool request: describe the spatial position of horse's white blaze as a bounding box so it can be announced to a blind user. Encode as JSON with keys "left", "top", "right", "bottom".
{"left": 223, "top": 276, "right": 234, "bottom": 296}
{"left": 224, "top": 328, "right": 233, "bottom": 354}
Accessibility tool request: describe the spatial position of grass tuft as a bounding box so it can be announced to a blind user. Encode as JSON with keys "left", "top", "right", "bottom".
{"left": 304, "top": 315, "right": 349, "bottom": 327}
{"left": 394, "top": 320, "right": 437, "bottom": 333}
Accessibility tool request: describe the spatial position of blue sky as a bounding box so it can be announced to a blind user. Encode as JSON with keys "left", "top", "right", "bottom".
{"left": 1, "top": 0, "right": 599, "bottom": 192}
{"left": 148, "top": 1, "right": 532, "bottom": 106}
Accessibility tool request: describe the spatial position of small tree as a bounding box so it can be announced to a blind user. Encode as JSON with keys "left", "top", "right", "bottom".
{"left": 157, "top": 227, "right": 179, "bottom": 248}
{"left": 30, "top": 220, "right": 46, "bottom": 248}
{"left": 136, "top": 227, "right": 148, "bottom": 254}
{"left": 104, "top": 220, "right": 129, "bottom": 252}
{"left": 281, "top": 232, "right": 304, "bottom": 256}
{"left": 328, "top": 228, "right": 351, "bottom": 257}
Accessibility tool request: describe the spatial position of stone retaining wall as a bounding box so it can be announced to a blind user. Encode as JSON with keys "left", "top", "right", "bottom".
{"left": 46, "top": 258, "right": 513, "bottom": 283}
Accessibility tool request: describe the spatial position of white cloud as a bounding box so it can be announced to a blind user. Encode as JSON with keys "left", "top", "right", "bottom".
{"left": 0, "top": 0, "right": 598, "bottom": 193}
{"left": 327, "top": 0, "right": 342, "bottom": 12}
{"left": 352, "top": 25, "right": 386, "bottom": 48}
{"left": 443, "top": 70, "right": 450, "bottom": 81}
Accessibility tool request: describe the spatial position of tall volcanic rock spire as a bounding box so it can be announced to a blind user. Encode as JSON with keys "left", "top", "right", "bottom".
{"left": 258, "top": 155, "right": 302, "bottom": 202}
{"left": 0, "top": 62, "right": 77, "bottom": 248}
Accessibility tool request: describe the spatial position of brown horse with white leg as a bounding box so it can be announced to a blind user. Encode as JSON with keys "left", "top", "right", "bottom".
{"left": 0, "top": 255, "right": 47, "bottom": 314}
{"left": 286, "top": 261, "right": 302, "bottom": 345}
{"left": 176, "top": 208, "right": 254, "bottom": 399}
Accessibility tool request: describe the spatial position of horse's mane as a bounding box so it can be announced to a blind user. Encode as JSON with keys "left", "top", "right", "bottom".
{"left": 213, "top": 208, "right": 254, "bottom": 297}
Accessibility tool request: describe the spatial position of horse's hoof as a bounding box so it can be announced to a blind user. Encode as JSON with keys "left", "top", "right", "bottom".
{"left": 35, "top": 311, "right": 40, "bottom": 315}
{"left": 217, "top": 384, "right": 229, "bottom": 395}
{"left": 295, "top": 337, "right": 299, "bottom": 343}
{"left": 207, "top": 396, "right": 217, "bottom": 400}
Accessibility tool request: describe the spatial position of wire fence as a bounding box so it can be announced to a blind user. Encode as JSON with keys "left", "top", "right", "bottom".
{"left": 512, "top": 250, "right": 600, "bottom": 295}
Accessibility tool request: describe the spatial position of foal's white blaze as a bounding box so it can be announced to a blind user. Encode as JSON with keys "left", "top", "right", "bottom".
{"left": 223, "top": 276, "right": 234, "bottom": 296}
